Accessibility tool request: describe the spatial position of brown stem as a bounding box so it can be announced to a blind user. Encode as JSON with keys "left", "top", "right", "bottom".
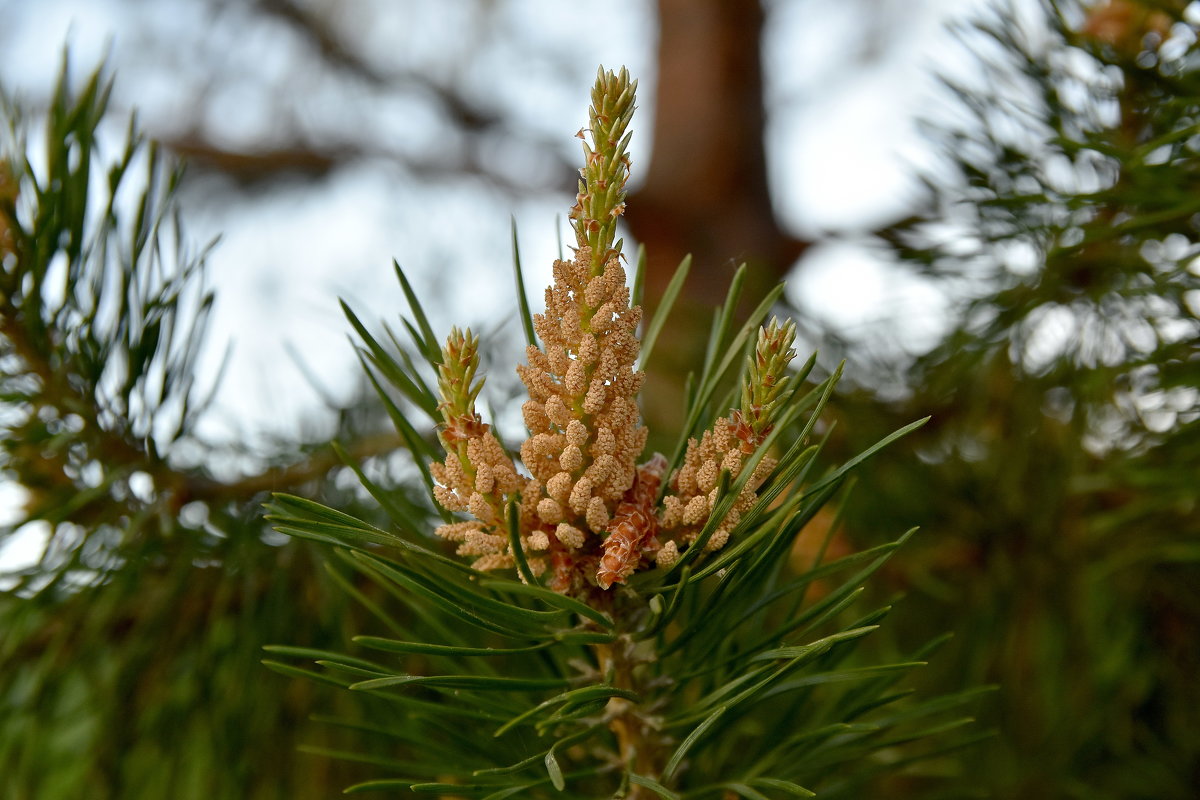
{"left": 178, "top": 432, "right": 404, "bottom": 505}
{"left": 3, "top": 288, "right": 404, "bottom": 515}
{"left": 595, "top": 636, "right": 661, "bottom": 797}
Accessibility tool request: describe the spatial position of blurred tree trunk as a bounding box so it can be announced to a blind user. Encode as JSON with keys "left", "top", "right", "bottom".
{"left": 628, "top": 0, "right": 808, "bottom": 436}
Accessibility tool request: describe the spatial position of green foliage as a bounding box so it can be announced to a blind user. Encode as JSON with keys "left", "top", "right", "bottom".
{"left": 832, "top": 2, "right": 1200, "bottom": 797}
{"left": 0, "top": 56, "right": 986, "bottom": 800}
{"left": 0, "top": 59, "right": 407, "bottom": 799}
{"left": 265, "top": 212, "right": 984, "bottom": 795}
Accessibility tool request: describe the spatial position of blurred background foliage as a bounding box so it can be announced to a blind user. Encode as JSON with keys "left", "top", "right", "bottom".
{"left": 0, "top": 64, "right": 413, "bottom": 799}
{"left": 829, "top": 2, "right": 1200, "bottom": 796}
{"left": 0, "top": 0, "right": 1197, "bottom": 798}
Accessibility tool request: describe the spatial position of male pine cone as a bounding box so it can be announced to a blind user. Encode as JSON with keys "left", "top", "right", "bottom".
{"left": 428, "top": 67, "right": 799, "bottom": 599}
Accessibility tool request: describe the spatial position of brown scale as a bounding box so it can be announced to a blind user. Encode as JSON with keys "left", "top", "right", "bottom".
{"left": 439, "top": 411, "right": 489, "bottom": 447}
{"left": 546, "top": 528, "right": 576, "bottom": 595}
{"left": 597, "top": 453, "right": 668, "bottom": 590}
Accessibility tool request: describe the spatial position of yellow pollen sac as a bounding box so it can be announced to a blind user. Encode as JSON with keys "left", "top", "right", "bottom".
{"left": 569, "top": 477, "right": 594, "bottom": 514}
{"left": 565, "top": 420, "right": 588, "bottom": 447}
{"left": 656, "top": 540, "right": 679, "bottom": 568}
{"left": 586, "top": 496, "right": 610, "bottom": 532}
{"left": 537, "top": 497, "right": 564, "bottom": 524}
{"left": 555, "top": 523, "right": 585, "bottom": 549}
{"left": 546, "top": 395, "right": 572, "bottom": 427}
{"left": 559, "top": 444, "right": 584, "bottom": 473}
{"left": 683, "top": 495, "right": 709, "bottom": 526}
{"left": 547, "top": 471, "right": 574, "bottom": 503}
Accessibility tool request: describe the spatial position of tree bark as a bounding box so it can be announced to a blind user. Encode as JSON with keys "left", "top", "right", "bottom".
{"left": 628, "top": 0, "right": 807, "bottom": 436}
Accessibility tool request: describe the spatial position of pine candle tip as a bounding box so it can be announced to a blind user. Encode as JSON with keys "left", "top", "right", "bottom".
{"left": 742, "top": 318, "right": 799, "bottom": 439}
{"left": 571, "top": 66, "right": 636, "bottom": 275}
{"left": 437, "top": 327, "right": 487, "bottom": 443}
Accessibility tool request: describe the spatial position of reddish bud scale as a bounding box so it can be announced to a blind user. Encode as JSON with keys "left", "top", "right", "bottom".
{"left": 441, "top": 413, "right": 489, "bottom": 444}
{"left": 727, "top": 411, "right": 765, "bottom": 455}
{"left": 546, "top": 528, "right": 578, "bottom": 594}
{"left": 597, "top": 453, "right": 668, "bottom": 590}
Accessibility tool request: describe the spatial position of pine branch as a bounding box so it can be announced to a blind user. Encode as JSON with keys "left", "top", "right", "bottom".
{"left": 267, "top": 65, "right": 980, "bottom": 799}
{"left": 180, "top": 432, "right": 404, "bottom": 504}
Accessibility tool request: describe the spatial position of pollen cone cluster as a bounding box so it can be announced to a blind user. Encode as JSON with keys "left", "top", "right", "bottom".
{"left": 430, "top": 328, "right": 528, "bottom": 572}
{"left": 659, "top": 319, "right": 798, "bottom": 561}
{"left": 429, "top": 67, "right": 654, "bottom": 593}
{"left": 517, "top": 247, "right": 649, "bottom": 591}
{"left": 426, "top": 68, "right": 799, "bottom": 598}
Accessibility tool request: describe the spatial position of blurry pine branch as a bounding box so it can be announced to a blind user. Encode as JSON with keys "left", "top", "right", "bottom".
{"left": 0, "top": 58, "right": 419, "bottom": 799}
{"left": 823, "top": 1, "right": 1200, "bottom": 797}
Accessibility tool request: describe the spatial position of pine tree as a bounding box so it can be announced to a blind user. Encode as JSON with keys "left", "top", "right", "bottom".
{"left": 264, "top": 67, "right": 985, "bottom": 798}
{"left": 2, "top": 56, "right": 987, "bottom": 798}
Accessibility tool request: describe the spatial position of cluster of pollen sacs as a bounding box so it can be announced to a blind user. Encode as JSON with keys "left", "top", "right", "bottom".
{"left": 427, "top": 66, "right": 792, "bottom": 596}
{"left": 657, "top": 412, "right": 776, "bottom": 567}
{"left": 428, "top": 258, "right": 788, "bottom": 595}
{"left": 428, "top": 327, "right": 527, "bottom": 572}
{"left": 432, "top": 245, "right": 659, "bottom": 594}
{"left": 516, "top": 248, "right": 649, "bottom": 591}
